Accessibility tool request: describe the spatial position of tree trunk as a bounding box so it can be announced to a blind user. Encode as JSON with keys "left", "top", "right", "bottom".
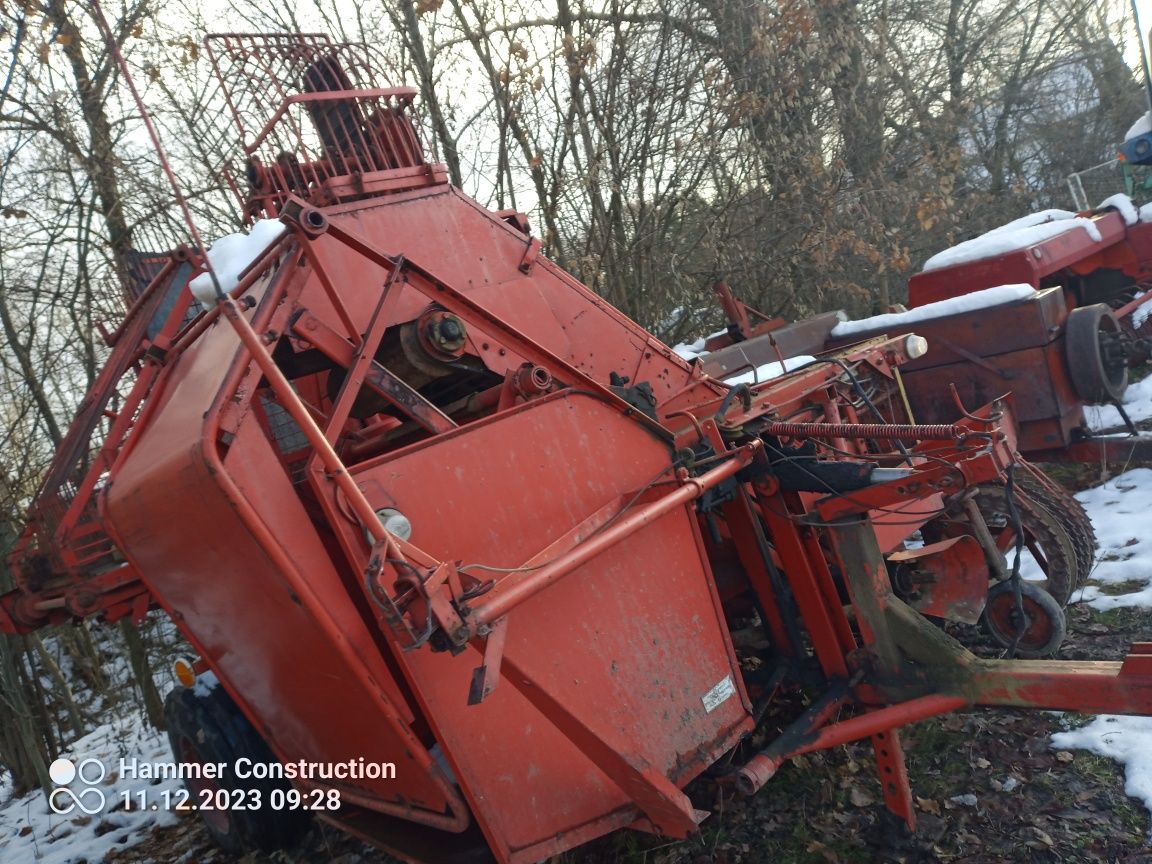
{"left": 119, "top": 619, "right": 166, "bottom": 730}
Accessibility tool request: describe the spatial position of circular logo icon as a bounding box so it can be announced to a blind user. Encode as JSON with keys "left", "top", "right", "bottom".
{"left": 48, "top": 757, "right": 107, "bottom": 816}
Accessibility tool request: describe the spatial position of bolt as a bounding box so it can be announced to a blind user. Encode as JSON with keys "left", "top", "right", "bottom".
{"left": 439, "top": 318, "right": 464, "bottom": 342}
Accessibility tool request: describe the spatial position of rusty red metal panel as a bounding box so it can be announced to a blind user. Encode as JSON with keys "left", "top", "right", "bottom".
{"left": 102, "top": 275, "right": 463, "bottom": 827}
{"left": 349, "top": 392, "right": 753, "bottom": 861}
{"left": 906, "top": 212, "right": 1127, "bottom": 307}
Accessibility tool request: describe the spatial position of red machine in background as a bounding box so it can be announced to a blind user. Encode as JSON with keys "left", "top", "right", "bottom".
{"left": 701, "top": 202, "right": 1152, "bottom": 625}
{"left": 708, "top": 204, "right": 1152, "bottom": 461}
{"left": 4, "top": 33, "right": 1152, "bottom": 864}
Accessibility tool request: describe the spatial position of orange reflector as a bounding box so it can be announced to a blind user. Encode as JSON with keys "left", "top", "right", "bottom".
{"left": 174, "top": 656, "right": 197, "bottom": 688}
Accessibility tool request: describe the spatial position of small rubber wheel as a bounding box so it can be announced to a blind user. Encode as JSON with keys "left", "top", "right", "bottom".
{"left": 961, "top": 482, "right": 1080, "bottom": 606}
{"left": 164, "top": 681, "right": 311, "bottom": 854}
{"left": 980, "top": 580, "right": 1067, "bottom": 658}
{"left": 1065, "top": 304, "right": 1128, "bottom": 403}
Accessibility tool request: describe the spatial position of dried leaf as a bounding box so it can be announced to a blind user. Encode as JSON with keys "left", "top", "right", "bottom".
{"left": 805, "top": 840, "right": 841, "bottom": 863}
{"left": 1029, "top": 827, "right": 1055, "bottom": 847}
{"left": 848, "top": 786, "right": 875, "bottom": 807}
{"left": 916, "top": 796, "right": 942, "bottom": 815}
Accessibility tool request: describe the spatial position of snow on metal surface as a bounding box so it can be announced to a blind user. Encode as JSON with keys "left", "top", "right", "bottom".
{"left": 921, "top": 212, "right": 1102, "bottom": 273}
{"left": 1125, "top": 111, "right": 1152, "bottom": 142}
{"left": 192, "top": 670, "right": 220, "bottom": 698}
{"left": 829, "top": 284, "right": 1035, "bottom": 339}
{"left": 1097, "top": 193, "right": 1140, "bottom": 226}
{"left": 188, "top": 219, "right": 287, "bottom": 305}
{"left": 722, "top": 355, "right": 816, "bottom": 385}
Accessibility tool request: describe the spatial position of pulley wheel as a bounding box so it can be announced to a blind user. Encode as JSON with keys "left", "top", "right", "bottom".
{"left": 1065, "top": 304, "right": 1128, "bottom": 403}
{"left": 981, "top": 580, "right": 1067, "bottom": 658}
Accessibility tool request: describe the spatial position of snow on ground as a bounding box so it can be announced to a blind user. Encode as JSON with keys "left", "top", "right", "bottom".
{"left": 188, "top": 219, "right": 287, "bottom": 305}
{"left": 1071, "top": 468, "right": 1152, "bottom": 610}
{"left": 1085, "top": 373, "right": 1152, "bottom": 430}
{"left": 1051, "top": 715, "right": 1152, "bottom": 836}
{"left": 0, "top": 711, "right": 183, "bottom": 864}
{"left": 922, "top": 212, "right": 1102, "bottom": 273}
{"left": 830, "top": 284, "right": 1035, "bottom": 339}
{"left": 1051, "top": 467, "right": 1152, "bottom": 830}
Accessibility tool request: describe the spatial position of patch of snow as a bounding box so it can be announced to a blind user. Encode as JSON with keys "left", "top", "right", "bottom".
{"left": 671, "top": 327, "right": 736, "bottom": 361}
{"left": 1097, "top": 193, "right": 1140, "bottom": 226}
{"left": 1051, "top": 715, "right": 1152, "bottom": 834}
{"left": 188, "top": 219, "right": 287, "bottom": 305}
{"left": 1084, "top": 374, "right": 1152, "bottom": 430}
{"left": 723, "top": 355, "right": 816, "bottom": 386}
{"left": 672, "top": 337, "right": 708, "bottom": 360}
{"left": 192, "top": 670, "right": 219, "bottom": 699}
{"left": 830, "top": 284, "right": 1036, "bottom": 339}
{"left": 1049, "top": 467, "right": 1152, "bottom": 827}
{"left": 0, "top": 712, "right": 183, "bottom": 864}
{"left": 1071, "top": 467, "right": 1152, "bottom": 610}
{"left": 1012, "top": 548, "right": 1047, "bottom": 584}
{"left": 922, "top": 213, "right": 1102, "bottom": 273}
{"left": 1132, "top": 292, "right": 1151, "bottom": 330}
{"left": 1125, "top": 111, "right": 1152, "bottom": 142}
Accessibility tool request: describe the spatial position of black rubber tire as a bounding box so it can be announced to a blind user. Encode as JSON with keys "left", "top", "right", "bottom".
{"left": 981, "top": 580, "right": 1067, "bottom": 658}
{"left": 1065, "top": 304, "right": 1128, "bottom": 403}
{"left": 164, "top": 681, "right": 311, "bottom": 854}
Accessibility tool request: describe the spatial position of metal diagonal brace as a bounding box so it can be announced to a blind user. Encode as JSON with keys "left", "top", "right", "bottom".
{"left": 469, "top": 445, "right": 761, "bottom": 627}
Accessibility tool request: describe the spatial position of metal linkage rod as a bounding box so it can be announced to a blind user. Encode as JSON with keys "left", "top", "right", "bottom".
{"left": 471, "top": 443, "right": 761, "bottom": 627}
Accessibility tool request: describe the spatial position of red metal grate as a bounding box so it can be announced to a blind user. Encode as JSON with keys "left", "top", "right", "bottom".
{"left": 204, "top": 33, "right": 441, "bottom": 216}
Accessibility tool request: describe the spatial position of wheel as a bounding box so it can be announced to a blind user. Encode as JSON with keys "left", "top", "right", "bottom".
{"left": 944, "top": 482, "right": 1081, "bottom": 606}
{"left": 1065, "top": 304, "right": 1128, "bottom": 403}
{"left": 164, "top": 679, "right": 311, "bottom": 854}
{"left": 1014, "top": 461, "right": 1096, "bottom": 589}
{"left": 981, "top": 580, "right": 1067, "bottom": 658}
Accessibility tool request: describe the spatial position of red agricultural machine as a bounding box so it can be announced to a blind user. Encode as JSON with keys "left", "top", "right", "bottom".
{"left": 705, "top": 204, "right": 1152, "bottom": 462}
{"left": 700, "top": 200, "right": 1152, "bottom": 633}
{"left": 5, "top": 33, "right": 1152, "bottom": 864}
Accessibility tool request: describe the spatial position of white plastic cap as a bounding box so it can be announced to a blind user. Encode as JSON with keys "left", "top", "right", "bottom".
{"left": 904, "top": 334, "right": 929, "bottom": 359}
{"left": 375, "top": 508, "right": 413, "bottom": 541}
